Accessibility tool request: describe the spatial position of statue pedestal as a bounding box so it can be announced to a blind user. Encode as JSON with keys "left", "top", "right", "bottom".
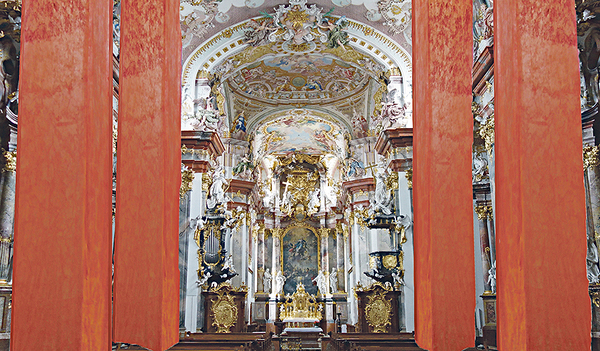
{"left": 203, "top": 283, "right": 247, "bottom": 333}
{"left": 355, "top": 283, "right": 401, "bottom": 333}
{"left": 481, "top": 293, "right": 497, "bottom": 350}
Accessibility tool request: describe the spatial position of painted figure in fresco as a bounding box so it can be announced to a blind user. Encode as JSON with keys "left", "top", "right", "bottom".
{"left": 329, "top": 268, "right": 338, "bottom": 294}
{"left": 263, "top": 268, "right": 272, "bottom": 293}
{"left": 288, "top": 239, "right": 308, "bottom": 260}
{"left": 303, "top": 78, "right": 323, "bottom": 91}
{"left": 318, "top": 16, "right": 349, "bottom": 50}
{"left": 243, "top": 18, "right": 277, "bottom": 47}
{"left": 312, "top": 270, "right": 328, "bottom": 295}
{"left": 275, "top": 270, "right": 286, "bottom": 295}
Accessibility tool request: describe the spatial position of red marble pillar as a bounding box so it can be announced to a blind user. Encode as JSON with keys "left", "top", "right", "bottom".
{"left": 112, "top": 0, "right": 181, "bottom": 349}
{"left": 11, "top": 1, "right": 113, "bottom": 350}
{"left": 494, "top": 1, "right": 591, "bottom": 349}
{"left": 412, "top": 0, "right": 475, "bottom": 349}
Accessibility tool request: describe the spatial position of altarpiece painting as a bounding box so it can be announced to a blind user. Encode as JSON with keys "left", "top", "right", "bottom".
{"left": 282, "top": 225, "right": 320, "bottom": 296}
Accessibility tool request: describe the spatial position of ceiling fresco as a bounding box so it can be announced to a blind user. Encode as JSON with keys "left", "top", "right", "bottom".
{"left": 252, "top": 109, "right": 347, "bottom": 160}
{"left": 227, "top": 50, "right": 372, "bottom": 102}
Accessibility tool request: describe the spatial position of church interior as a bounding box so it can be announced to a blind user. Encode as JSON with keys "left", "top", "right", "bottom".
{"left": 0, "top": 0, "right": 597, "bottom": 350}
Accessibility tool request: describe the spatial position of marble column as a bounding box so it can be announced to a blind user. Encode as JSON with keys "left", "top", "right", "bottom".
{"left": 257, "top": 224, "right": 265, "bottom": 292}
{"left": 475, "top": 204, "right": 493, "bottom": 292}
{"left": 12, "top": 0, "right": 113, "bottom": 348}
{"left": 336, "top": 228, "right": 345, "bottom": 292}
{"left": 413, "top": 0, "right": 475, "bottom": 348}
{"left": 320, "top": 227, "right": 330, "bottom": 286}
{"left": 113, "top": 0, "right": 181, "bottom": 349}
{"left": 495, "top": 0, "right": 591, "bottom": 348}
{"left": 0, "top": 150, "right": 15, "bottom": 282}
{"left": 271, "top": 228, "right": 282, "bottom": 296}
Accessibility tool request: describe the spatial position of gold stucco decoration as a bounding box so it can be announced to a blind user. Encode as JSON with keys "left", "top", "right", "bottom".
{"left": 584, "top": 145, "right": 600, "bottom": 170}
{"left": 365, "top": 289, "right": 392, "bottom": 333}
{"left": 2, "top": 149, "right": 15, "bottom": 173}
{"left": 180, "top": 165, "right": 195, "bottom": 198}
{"left": 211, "top": 287, "right": 238, "bottom": 333}
{"left": 382, "top": 255, "right": 397, "bottom": 269}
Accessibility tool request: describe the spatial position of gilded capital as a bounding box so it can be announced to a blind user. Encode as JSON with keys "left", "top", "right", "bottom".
{"left": 405, "top": 168, "right": 412, "bottom": 189}
{"left": 474, "top": 205, "right": 493, "bottom": 220}
{"left": 180, "top": 166, "right": 195, "bottom": 198}
{"left": 584, "top": 145, "right": 600, "bottom": 170}
{"left": 479, "top": 116, "right": 495, "bottom": 157}
{"left": 2, "top": 149, "right": 16, "bottom": 173}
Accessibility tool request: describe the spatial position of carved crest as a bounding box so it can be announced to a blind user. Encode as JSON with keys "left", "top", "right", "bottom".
{"left": 210, "top": 283, "right": 239, "bottom": 333}
{"left": 365, "top": 288, "right": 392, "bottom": 333}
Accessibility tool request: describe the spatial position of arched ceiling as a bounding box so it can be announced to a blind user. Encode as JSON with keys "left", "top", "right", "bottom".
{"left": 179, "top": 0, "right": 412, "bottom": 62}
{"left": 112, "top": 0, "right": 413, "bottom": 160}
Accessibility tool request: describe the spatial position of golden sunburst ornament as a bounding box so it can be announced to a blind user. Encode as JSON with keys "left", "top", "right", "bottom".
{"left": 286, "top": 9, "right": 308, "bottom": 29}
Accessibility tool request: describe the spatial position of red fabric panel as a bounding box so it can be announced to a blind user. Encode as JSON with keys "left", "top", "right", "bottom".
{"left": 494, "top": 1, "right": 591, "bottom": 349}
{"left": 11, "top": 0, "right": 113, "bottom": 349}
{"left": 112, "top": 0, "right": 181, "bottom": 349}
{"left": 412, "top": 0, "right": 475, "bottom": 349}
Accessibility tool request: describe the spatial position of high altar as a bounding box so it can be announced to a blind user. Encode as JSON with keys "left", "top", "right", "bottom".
{"left": 176, "top": 0, "right": 415, "bottom": 338}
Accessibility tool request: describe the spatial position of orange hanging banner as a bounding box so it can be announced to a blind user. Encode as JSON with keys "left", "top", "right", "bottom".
{"left": 11, "top": 0, "right": 113, "bottom": 350}
{"left": 112, "top": 0, "right": 181, "bottom": 349}
{"left": 412, "top": 0, "right": 476, "bottom": 350}
{"left": 494, "top": 1, "right": 591, "bottom": 349}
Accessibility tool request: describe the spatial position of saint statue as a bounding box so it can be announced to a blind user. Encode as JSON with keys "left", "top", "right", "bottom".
{"left": 206, "top": 166, "right": 228, "bottom": 210}
{"left": 369, "top": 164, "right": 393, "bottom": 215}
{"left": 312, "top": 270, "right": 328, "bottom": 296}
{"left": 275, "top": 270, "right": 286, "bottom": 295}
{"left": 307, "top": 188, "right": 320, "bottom": 215}
{"left": 329, "top": 268, "right": 338, "bottom": 294}
{"left": 263, "top": 268, "right": 272, "bottom": 294}
{"left": 487, "top": 261, "right": 496, "bottom": 293}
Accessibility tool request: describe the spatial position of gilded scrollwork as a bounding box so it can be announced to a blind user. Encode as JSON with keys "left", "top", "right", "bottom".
{"left": 202, "top": 172, "right": 212, "bottom": 191}
{"left": 385, "top": 171, "right": 399, "bottom": 191}
{"left": 474, "top": 205, "right": 493, "bottom": 220}
{"left": 479, "top": 115, "right": 495, "bottom": 158}
{"left": 279, "top": 283, "right": 323, "bottom": 321}
{"left": 382, "top": 255, "right": 397, "bottom": 270}
{"left": 364, "top": 288, "right": 392, "bottom": 333}
{"left": 180, "top": 165, "right": 195, "bottom": 198}
{"left": 210, "top": 283, "right": 240, "bottom": 333}
{"left": 2, "top": 149, "right": 15, "bottom": 173}
{"left": 591, "top": 289, "right": 600, "bottom": 308}
{"left": 584, "top": 145, "right": 600, "bottom": 170}
{"left": 405, "top": 168, "right": 412, "bottom": 189}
